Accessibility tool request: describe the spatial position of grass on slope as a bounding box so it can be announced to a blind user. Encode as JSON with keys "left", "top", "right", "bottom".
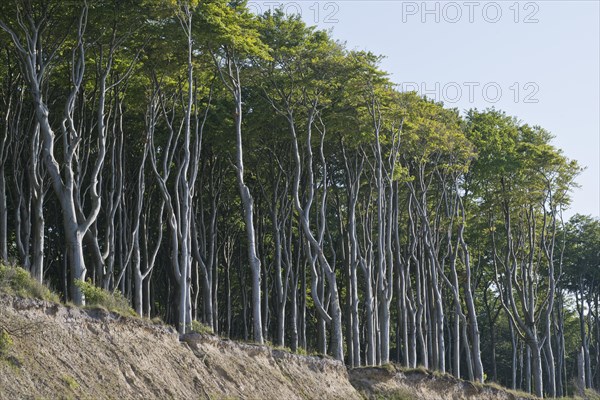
{"left": 0, "top": 264, "right": 59, "bottom": 302}
{"left": 0, "top": 264, "right": 135, "bottom": 317}
{"left": 74, "top": 279, "right": 136, "bottom": 317}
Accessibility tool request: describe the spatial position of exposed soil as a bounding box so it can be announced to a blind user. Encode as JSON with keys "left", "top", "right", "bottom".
{"left": 0, "top": 295, "right": 538, "bottom": 400}
{"left": 349, "top": 364, "right": 535, "bottom": 400}
{"left": 0, "top": 295, "right": 357, "bottom": 400}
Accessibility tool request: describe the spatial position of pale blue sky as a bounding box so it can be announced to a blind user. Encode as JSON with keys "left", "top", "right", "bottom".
{"left": 252, "top": 0, "right": 600, "bottom": 217}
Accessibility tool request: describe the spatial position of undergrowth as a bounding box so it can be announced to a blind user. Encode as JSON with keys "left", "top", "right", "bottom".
{"left": 74, "top": 279, "right": 136, "bottom": 317}
{"left": 0, "top": 264, "right": 59, "bottom": 302}
{"left": 191, "top": 320, "right": 214, "bottom": 335}
{"left": 579, "top": 388, "right": 600, "bottom": 400}
{"left": 0, "top": 329, "right": 12, "bottom": 356}
{"left": 62, "top": 374, "right": 80, "bottom": 391}
{"left": 483, "top": 381, "right": 538, "bottom": 399}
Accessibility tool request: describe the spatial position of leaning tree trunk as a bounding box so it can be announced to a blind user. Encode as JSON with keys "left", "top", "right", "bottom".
{"left": 287, "top": 109, "right": 343, "bottom": 361}
{"left": 0, "top": 98, "right": 9, "bottom": 264}
{"left": 457, "top": 204, "right": 484, "bottom": 383}
{"left": 1, "top": 4, "right": 107, "bottom": 304}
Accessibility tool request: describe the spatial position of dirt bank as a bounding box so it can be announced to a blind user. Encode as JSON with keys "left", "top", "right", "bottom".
{"left": 0, "top": 295, "right": 358, "bottom": 400}
{"left": 349, "top": 364, "right": 535, "bottom": 400}
{"left": 0, "top": 295, "right": 538, "bottom": 399}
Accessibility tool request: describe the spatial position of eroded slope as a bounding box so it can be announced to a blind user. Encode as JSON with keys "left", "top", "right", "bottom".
{"left": 0, "top": 295, "right": 358, "bottom": 400}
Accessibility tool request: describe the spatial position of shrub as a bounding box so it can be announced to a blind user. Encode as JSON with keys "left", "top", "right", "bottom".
{"left": 295, "top": 347, "right": 308, "bottom": 356}
{"left": 584, "top": 389, "right": 600, "bottom": 400}
{"left": 74, "top": 279, "right": 136, "bottom": 317}
{"left": 191, "top": 320, "right": 213, "bottom": 335}
{"left": 0, "top": 264, "right": 59, "bottom": 302}
{"left": 62, "top": 374, "right": 79, "bottom": 390}
{"left": 0, "top": 329, "right": 12, "bottom": 355}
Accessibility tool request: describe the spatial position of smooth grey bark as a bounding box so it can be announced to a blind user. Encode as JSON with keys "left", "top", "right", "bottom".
{"left": 578, "top": 347, "right": 586, "bottom": 396}
{"left": 525, "top": 342, "right": 531, "bottom": 393}
{"left": 289, "top": 229, "right": 302, "bottom": 352}
{"left": 190, "top": 115, "right": 217, "bottom": 329}
{"left": 29, "top": 123, "right": 45, "bottom": 283}
{"left": 176, "top": 4, "right": 196, "bottom": 334}
{"left": 555, "top": 293, "right": 566, "bottom": 397}
{"left": 0, "top": 73, "right": 13, "bottom": 263}
{"left": 147, "top": 4, "right": 208, "bottom": 331}
{"left": 493, "top": 205, "right": 544, "bottom": 397}
{"left": 147, "top": 84, "right": 189, "bottom": 330}
{"left": 130, "top": 131, "right": 164, "bottom": 317}
{"left": 392, "top": 182, "right": 411, "bottom": 368}
{"left": 541, "top": 208, "right": 557, "bottom": 398}
{"left": 369, "top": 102, "right": 400, "bottom": 365}
{"left": 341, "top": 143, "right": 363, "bottom": 367}
{"left": 13, "top": 136, "right": 32, "bottom": 271}
{"left": 483, "top": 284, "right": 501, "bottom": 382}
{"left": 0, "top": 169, "right": 6, "bottom": 263}
{"left": 287, "top": 108, "right": 344, "bottom": 361}
{"left": 222, "top": 232, "right": 236, "bottom": 338}
{"left": 409, "top": 201, "right": 428, "bottom": 369}
{"left": 456, "top": 194, "right": 484, "bottom": 383}
{"left": 268, "top": 170, "right": 291, "bottom": 347}
{"left": 1, "top": 4, "right": 105, "bottom": 304}
{"left": 355, "top": 181, "right": 376, "bottom": 366}
{"left": 408, "top": 177, "right": 445, "bottom": 373}
{"left": 100, "top": 98, "right": 124, "bottom": 291}
{"left": 212, "top": 45, "right": 264, "bottom": 343}
{"left": 234, "top": 80, "right": 263, "bottom": 344}
{"left": 510, "top": 317, "right": 518, "bottom": 390}
{"left": 435, "top": 195, "right": 473, "bottom": 380}
{"left": 576, "top": 283, "right": 592, "bottom": 389}
{"left": 405, "top": 196, "right": 420, "bottom": 368}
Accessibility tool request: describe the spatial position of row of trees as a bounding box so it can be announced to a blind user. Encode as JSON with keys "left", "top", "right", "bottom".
{"left": 0, "top": 1, "right": 598, "bottom": 398}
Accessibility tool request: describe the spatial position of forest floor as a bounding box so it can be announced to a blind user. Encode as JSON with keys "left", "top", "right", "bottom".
{"left": 0, "top": 294, "right": 561, "bottom": 399}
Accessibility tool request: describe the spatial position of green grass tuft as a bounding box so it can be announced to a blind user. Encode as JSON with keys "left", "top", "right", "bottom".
{"left": 294, "top": 347, "right": 308, "bottom": 356}
{"left": 0, "top": 329, "right": 13, "bottom": 355}
{"left": 61, "top": 374, "right": 79, "bottom": 391}
{"left": 74, "top": 279, "right": 136, "bottom": 317}
{"left": 0, "top": 264, "right": 59, "bottom": 302}
{"left": 190, "top": 320, "right": 214, "bottom": 335}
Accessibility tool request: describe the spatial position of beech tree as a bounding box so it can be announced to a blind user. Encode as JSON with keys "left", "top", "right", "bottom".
{"left": 466, "top": 109, "right": 580, "bottom": 397}
{"left": 0, "top": 3, "right": 596, "bottom": 396}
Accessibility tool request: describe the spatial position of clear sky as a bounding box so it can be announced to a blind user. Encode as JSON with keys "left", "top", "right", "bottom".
{"left": 249, "top": 0, "right": 600, "bottom": 217}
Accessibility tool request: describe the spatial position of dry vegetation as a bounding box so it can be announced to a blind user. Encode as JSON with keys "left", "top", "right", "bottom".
{"left": 0, "top": 270, "right": 597, "bottom": 399}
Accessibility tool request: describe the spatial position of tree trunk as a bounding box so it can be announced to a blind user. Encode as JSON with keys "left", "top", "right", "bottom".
{"left": 578, "top": 347, "right": 586, "bottom": 397}
{"left": 0, "top": 170, "right": 7, "bottom": 263}
{"left": 219, "top": 56, "right": 265, "bottom": 343}
{"left": 530, "top": 342, "right": 543, "bottom": 398}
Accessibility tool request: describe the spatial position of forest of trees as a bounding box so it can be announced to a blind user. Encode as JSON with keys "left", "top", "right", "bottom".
{"left": 0, "top": 1, "right": 598, "bottom": 398}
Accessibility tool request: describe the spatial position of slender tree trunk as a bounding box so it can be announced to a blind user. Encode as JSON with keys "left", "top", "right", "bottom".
{"left": 509, "top": 306, "right": 518, "bottom": 390}
{"left": 457, "top": 219, "right": 484, "bottom": 383}
{"left": 30, "top": 187, "right": 44, "bottom": 283}
{"left": 217, "top": 56, "right": 265, "bottom": 343}
{"left": 578, "top": 347, "right": 586, "bottom": 397}
{"left": 530, "top": 340, "right": 544, "bottom": 398}
{"left": 286, "top": 109, "right": 343, "bottom": 360}
{"left": 0, "top": 170, "right": 7, "bottom": 263}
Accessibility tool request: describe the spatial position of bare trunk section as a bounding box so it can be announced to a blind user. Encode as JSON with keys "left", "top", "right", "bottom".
{"left": 0, "top": 4, "right": 112, "bottom": 304}
{"left": 287, "top": 108, "right": 343, "bottom": 361}
{"left": 234, "top": 88, "right": 263, "bottom": 344}
{"left": 0, "top": 171, "right": 6, "bottom": 263}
